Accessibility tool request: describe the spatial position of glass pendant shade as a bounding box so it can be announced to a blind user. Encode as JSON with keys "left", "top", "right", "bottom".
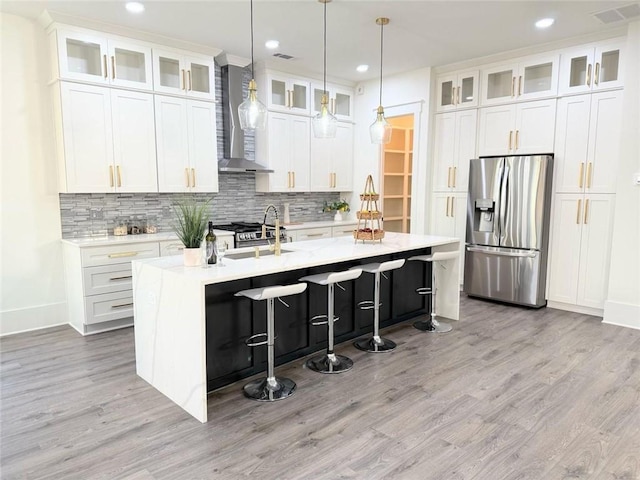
{"left": 239, "top": 79, "right": 267, "bottom": 131}
{"left": 312, "top": 94, "right": 338, "bottom": 138}
{"left": 370, "top": 106, "right": 392, "bottom": 144}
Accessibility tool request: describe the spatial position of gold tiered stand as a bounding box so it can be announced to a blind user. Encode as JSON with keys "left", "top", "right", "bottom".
{"left": 354, "top": 175, "right": 385, "bottom": 243}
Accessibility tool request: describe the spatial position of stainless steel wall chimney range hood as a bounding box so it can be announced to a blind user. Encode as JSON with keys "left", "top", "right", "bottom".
{"left": 219, "top": 64, "right": 273, "bottom": 173}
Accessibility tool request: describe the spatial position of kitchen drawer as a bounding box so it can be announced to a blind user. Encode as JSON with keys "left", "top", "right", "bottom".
{"left": 83, "top": 264, "right": 132, "bottom": 296}
{"left": 81, "top": 242, "right": 160, "bottom": 267}
{"left": 294, "top": 227, "right": 332, "bottom": 242}
{"left": 331, "top": 224, "right": 357, "bottom": 237}
{"left": 84, "top": 291, "right": 134, "bottom": 325}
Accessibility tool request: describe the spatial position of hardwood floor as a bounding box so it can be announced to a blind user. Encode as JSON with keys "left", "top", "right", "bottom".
{"left": 2, "top": 297, "right": 639, "bottom": 479}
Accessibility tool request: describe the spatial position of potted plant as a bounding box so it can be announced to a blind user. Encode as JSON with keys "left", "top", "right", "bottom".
{"left": 323, "top": 199, "right": 350, "bottom": 222}
{"left": 172, "top": 198, "right": 210, "bottom": 266}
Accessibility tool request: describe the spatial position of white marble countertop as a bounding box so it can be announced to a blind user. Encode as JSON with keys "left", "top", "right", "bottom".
{"left": 133, "top": 232, "right": 460, "bottom": 286}
{"left": 281, "top": 219, "right": 358, "bottom": 230}
{"left": 60, "top": 230, "right": 235, "bottom": 248}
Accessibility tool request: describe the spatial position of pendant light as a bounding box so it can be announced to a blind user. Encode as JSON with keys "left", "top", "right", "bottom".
{"left": 312, "top": 0, "right": 338, "bottom": 138}
{"left": 370, "top": 17, "right": 392, "bottom": 144}
{"left": 238, "top": 0, "right": 267, "bottom": 131}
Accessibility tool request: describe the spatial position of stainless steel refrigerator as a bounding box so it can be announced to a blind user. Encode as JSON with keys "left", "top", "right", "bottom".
{"left": 463, "top": 154, "right": 553, "bottom": 308}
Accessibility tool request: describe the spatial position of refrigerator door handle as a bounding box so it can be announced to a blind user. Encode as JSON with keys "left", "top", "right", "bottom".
{"left": 466, "top": 246, "right": 537, "bottom": 258}
{"left": 498, "top": 164, "right": 509, "bottom": 243}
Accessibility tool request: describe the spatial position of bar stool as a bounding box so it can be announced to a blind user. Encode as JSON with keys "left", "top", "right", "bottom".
{"left": 235, "top": 282, "right": 308, "bottom": 401}
{"left": 299, "top": 268, "right": 363, "bottom": 373}
{"left": 409, "top": 251, "right": 459, "bottom": 333}
{"left": 352, "top": 259, "right": 406, "bottom": 353}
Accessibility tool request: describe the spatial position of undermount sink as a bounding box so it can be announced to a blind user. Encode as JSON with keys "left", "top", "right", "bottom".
{"left": 224, "top": 248, "right": 295, "bottom": 260}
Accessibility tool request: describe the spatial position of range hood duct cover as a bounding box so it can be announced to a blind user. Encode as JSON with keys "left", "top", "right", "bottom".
{"left": 219, "top": 65, "right": 273, "bottom": 173}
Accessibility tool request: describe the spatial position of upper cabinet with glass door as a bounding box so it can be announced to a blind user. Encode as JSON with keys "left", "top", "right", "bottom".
{"left": 152, "top": 49, "right": 216, "bottom": 100}
{"left": 311, "top": 83, "right": 354, "bottom": 121}
{"left": 435, "top": 70, "right": 479, "bottom": 112}
{"left": 263, "top": 73, "right": 310, "bottom": 115}
{"left": 54, "top": 30, "right": 153, "bottom": 90}
{"left": 558, "top": 39, "right": 624, "bottom": 95}
{"left": 481, "top": 53, "right": 559, "bottom": 106}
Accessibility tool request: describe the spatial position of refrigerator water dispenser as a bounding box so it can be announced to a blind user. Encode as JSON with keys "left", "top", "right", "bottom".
{"left": 474, "top": 199, "right": 495, "bottom": 232}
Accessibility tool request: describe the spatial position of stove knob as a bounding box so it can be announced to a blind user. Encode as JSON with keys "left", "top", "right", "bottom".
{"left": 250, "top": 232, "right": 257, "bottom": 240}
{"left": 238, "top": 233, "right": 245, "bottom": 241}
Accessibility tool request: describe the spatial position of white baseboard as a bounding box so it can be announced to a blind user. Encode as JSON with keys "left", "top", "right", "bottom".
{"left": 546, "top": 301, "right": 603, "bottom": 318}
{"left": 0, "top": 302, "right": 68, "bottom": 336}
{"left": 603, "top": 301, "right": 640, "bottom": 330}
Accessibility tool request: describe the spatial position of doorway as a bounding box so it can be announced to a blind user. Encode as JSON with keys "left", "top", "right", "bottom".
{"left": 381, "top": 114, "right": 414, "bottom": 233}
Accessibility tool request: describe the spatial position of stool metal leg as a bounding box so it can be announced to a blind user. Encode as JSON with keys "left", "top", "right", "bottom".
{"left": 306, "top": 283, "right": 354, "bottom": 374}
{"left": 355, "top": 271, "right": 397, "bottom": 353}
{"left": 413, "top": 263, "right": 452, "bottom": 333}
{"left": 244, "top": 298, "right": 297, "bottom": 401}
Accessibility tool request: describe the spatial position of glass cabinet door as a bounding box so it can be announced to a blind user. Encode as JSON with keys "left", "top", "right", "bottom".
{"left": 108, "top": 40, "right": 152, "bottom": 90}
{"left": 436, "top": 74, "right": 456, "bottom": 111}
{"left": 594, "top": 42, "right": 624, "bottom": 90}
{"left": 483, "top": 65, "right": 517, "bottom": 105}
{"left": 457, "top": 71, "right": 478, "bottom": 108}
{"left": 333, "top": 91, "right": 352, "bottom": 119}
{"left": 289, "top": 81, "right": 308, "bottom": 112}
{"left": 269, "top": 78, "right": 288, "bottom": 109}
{"left": 518, "top": 54, "right": 558, "bottom": 100}
{"left": 267, "top": 75, "right": 309, "bottom": 114}
{"left": 153, "top": 50, "right": 185, "bottom": 95}
{"left": 57, "top": 31, "right": 108, "bottom": 83}
{"left": 559, "top": 40, "right": 623, "bottom": 95}
{"left": 185, "top": 57, "right": 215, "bottom": 100}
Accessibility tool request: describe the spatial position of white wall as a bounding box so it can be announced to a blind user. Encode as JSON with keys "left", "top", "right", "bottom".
{"left": 603, "top": 20, "right": 640, "bottom": 330}
{"left": 0, "top": 13, "right": 68, "bottom": 335}
{"left": 351, "top": 67, "right": 432, "bottom": 234}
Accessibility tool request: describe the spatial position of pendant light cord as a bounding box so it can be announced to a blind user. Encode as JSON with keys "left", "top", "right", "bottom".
{"left": 250, "top": 0, "right": 255, "bottom": 79}
{"left": 378, "top": 21, "right": 384, "bottom": 107}
{"left": 323, "top": 0, "right": 327, "bottom": 96}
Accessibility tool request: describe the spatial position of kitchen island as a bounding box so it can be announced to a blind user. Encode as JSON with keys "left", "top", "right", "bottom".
{"left": 132, "top": 232, "right": 460, "bottom": 422}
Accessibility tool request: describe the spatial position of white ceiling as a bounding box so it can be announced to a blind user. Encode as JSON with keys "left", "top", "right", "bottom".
{"left": 0, "top": 1, "right": 635, "bottom": 82}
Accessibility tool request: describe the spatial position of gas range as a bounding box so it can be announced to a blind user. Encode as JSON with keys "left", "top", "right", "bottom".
{"left": 212, "top": 222, "right": 288, "bottom": 248}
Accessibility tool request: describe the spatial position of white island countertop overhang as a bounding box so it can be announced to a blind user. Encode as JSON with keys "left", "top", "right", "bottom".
{"left": 132, "top": 232, "right": 461, "bottom": 422}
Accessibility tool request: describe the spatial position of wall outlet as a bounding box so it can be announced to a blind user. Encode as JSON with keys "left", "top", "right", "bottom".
{"left": 90, "top": 209, "right": 104, "bottom": 220}
{"left": 356, "top": 84, "right": 365, "bottom": 95}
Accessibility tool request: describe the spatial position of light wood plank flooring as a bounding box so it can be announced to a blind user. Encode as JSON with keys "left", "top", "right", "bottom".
{"left": 2, "top": 297, "right": 639, "bottom": 479}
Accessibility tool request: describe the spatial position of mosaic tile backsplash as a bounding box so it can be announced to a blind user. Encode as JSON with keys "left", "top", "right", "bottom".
{"left": 59, "top": 174, "right": 340, "bottom": 237}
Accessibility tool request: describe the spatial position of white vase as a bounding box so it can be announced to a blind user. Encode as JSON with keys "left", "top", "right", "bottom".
{"left": 334, "top": 211, "right": 343, "bottom": 222}
{"left": 183, "top": 247, "right": 202, "bottom": 267}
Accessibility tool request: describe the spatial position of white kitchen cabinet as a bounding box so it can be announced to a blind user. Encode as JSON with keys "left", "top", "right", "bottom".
{"left": 559, "top": 39, "right": 624, "bottom": 95}
{"left": 63, "top": 241, "right": 160, "bottom": 335}
{"left": 54, "top": 29, "right": 153, "bottom": 90}
{"left": 311, "top": 83, "right": 353, "bottom": 121}
{"left": 553, "top": 90, "right": 623, "bottom": 194}
{"left": 310, "top": 122, "right": 354, "bottom": 191}
{"left": 477, "top": 99, "right": 556, "bottom": 156}
{"left": 152, "top": 49, "right": 215, "bottom": 100}
{"left": 57, "top": 82, "right": 157, "bottom": 193}
{"left": 155, "top": 95, "right": 219, "bottom": 193}
{"left": 547, "top": 193, "right": 615, "bottom": 310}
{"left": 481, "top": 54, "right": 559, "bottom": 105}
{"left": 431, "top": 192, "right": 467, "bottom": 282}
{"left": 262, "top": 72, "right": 310, "bottom": 115}
{"left": 331, "top": 223, "right": 358, "bottom": 238}
{"left": 432, "top": 109, "right": 477, "bottom": 193}
{"left": 255, "top": 112, "right": 310, "bottom": 192}
{"left": 435, "top": 70, "right": 479, "bottom": 112}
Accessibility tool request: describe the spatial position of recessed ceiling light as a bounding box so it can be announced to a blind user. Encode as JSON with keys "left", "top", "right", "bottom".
{"left": 356, "top": 64, "right": 369, "bottom": 73}
{"left": 265, "top": 40, "right": 280, "bottom": 49}
{"left": 125, "top": 2, "right": 145, "bottom": 14}
{"left": 535, "top": 18, "right": 554, "bottom": 29}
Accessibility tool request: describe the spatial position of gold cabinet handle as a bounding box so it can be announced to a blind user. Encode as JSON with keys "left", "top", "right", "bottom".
{"left": 330, "top": 98, "right": 335, "bottom": 115}
{"left": 586, "top": 64, "right": 592, "bottom": 87}
{"left": 116, "top": 165, "right": 122, "bottom": 187}
{"left": 576, "top": 199, "right": 582, "bottom": 224}
{"left": 446, "top": 196, "right": 451, "bottom": 217}
{"left": 453, "top": 167, "right": 457, "bottom": 188}
{"left": 109, "top": 165, "right": 114, "bottom": 187}
{"left": 457, "top": 86, "right": 461, "bottom": 105}
{"left": 292, "top": 171, "right": 295, "bottom": 188}
{"left": 451, "top": 86, "right": 455, "bottom": 105}
{"left": 287, "top": 171, "right": 292, "bottom": 188}
{"left": 111, "top": 55, "right": 116, "bottom": 80}
{"left": 287, "top": 90, "right": 292, "bottom": 108}
{"left": 334, "top": 173, "right": 337, "bottom": 188}
{"left": 185, "top": 168, "right": 190, "bottom": 188}
{"left": 515, "top": 130, "right": 519, "bottom": 150}
{"left": 595, "top": 63, "right": 600, "bottom": 85}
{"left": 518, "top": 75, "right": 522, "bottom": 96}
{"left": 181, "top": 69, "right": 186, "bottom": 91}
{"left": 451, "top": 196, "right": 455, "bottom": 216}
{"left": 511, "top": 77, "right": 515, "bottom": 97}
{"left": 103, "top": 55, "right": 108, "bottom": 79}
{"left": 111, "top": 302, "right": 134, "bottom": 309}
{"left": 108, "top": 251, "right": 140, "bottom": 258}
{"left": 109, "top": 275, "right": 133, "bottom": 281}
{"left": 578, "top": 162, "right": 584, "bottom": 188}
{"left": 447, "top": 166, "right": 452, "bottom": 188}
{"left": 187, "top": 70, "right": 192, "bottom": 91}
{"left": 586, "top": 162, "right": 592, "bottom": 188}
{"left": 508, "top": 130, "right": 513, "bottom": 151}
{"left": 191, "top": 168, "right": 196, "bottom": 188}
{"left": 329, "top": 172, "right": 333, "bottom": 188}
{"left": 584, "top": 198, "right": 589, "bottom": 224}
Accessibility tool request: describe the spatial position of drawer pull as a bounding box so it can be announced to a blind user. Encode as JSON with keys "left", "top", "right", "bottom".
{"left": 305, "top": 233, "right": 326, "bottom": 237}
{"left": 111, "top": 302, "right": 133, "bottom": 309}
{"left": 108, "top": 252, "right": 140, "bottom": 258}
{"left": 109, "top": 275, "right": 133, "bottom": 281}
